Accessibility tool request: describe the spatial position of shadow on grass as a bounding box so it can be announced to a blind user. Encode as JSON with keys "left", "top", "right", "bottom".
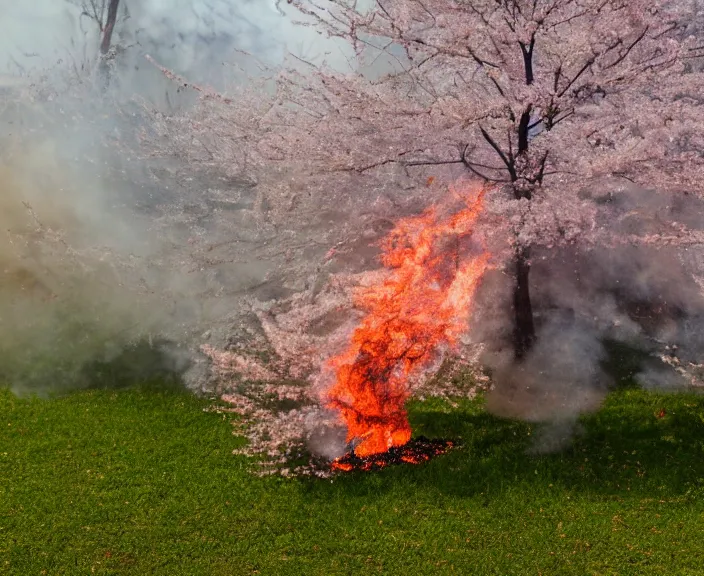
{"left": 302, "top": 390, "right": 704, "bottom": 501}
{"left": 1, "top": 337, "right": 189, "bottom": 396}
{"left": 81, "top": 338, "right": 189, "bottom": 391}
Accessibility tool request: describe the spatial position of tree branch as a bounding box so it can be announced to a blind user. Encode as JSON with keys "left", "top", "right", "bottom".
{"left": 603, "top": 27, "right": 649, "bottom": 70}
{"left": 534, "top": 150, "right": 549, "bottom": 184}
{"left": 557, "top": 57, "right": 595, "bottom": 98}
{"left": 550, "top": 108, "right": 575, "bottom": 128}
{"left": 479, "top": 126, "right": 516, "bottom": 181}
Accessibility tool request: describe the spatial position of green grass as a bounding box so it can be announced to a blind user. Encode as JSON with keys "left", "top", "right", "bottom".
{"left": 2, "top": 385, "right": 704, "bottom": 575}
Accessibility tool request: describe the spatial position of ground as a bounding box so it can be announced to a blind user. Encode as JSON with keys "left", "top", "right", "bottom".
{"left": 2, "top": 383, "right": 704, "bottom": 575}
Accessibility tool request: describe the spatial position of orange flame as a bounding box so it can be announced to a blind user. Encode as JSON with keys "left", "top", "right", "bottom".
{"left": 326, "top": 183, "right": 490, "bottom": 458}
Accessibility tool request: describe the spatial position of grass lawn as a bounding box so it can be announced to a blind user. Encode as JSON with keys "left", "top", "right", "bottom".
{"left": 2, "top": 384, "right": 704, "bottom": 575}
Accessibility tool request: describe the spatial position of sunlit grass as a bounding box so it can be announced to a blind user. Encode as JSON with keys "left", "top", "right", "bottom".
{"left": 2, "top": 384, "right": 704, "bottom": 575}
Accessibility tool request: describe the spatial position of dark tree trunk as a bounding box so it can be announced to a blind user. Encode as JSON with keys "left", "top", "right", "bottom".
{"left": 477, "top": 33, "right": 540, "bottom": 360}
{"left": 513, "top": 246, "right": 536, "bottom": 360}
{"left": 100, "top": 0, "right": 121, "bottom": 55}
{"left": 517, "top": 105, "right": 532, "bottom": 157}
{"left": 98, "top": 0, "right": 121, "bottom": 88}
{"left": 513, "top": 33, "right": 538, "bottom": 359}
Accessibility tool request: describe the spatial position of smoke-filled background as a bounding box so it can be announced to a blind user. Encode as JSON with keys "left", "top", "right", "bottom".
{"left": 0, "top": 89, "right": 201, "bottom": 394}
{"left": 0, "top": 0, "right": 347, "bottom": 394}
{"left": 0, "top": 0, "right": 383, "bottom": 399}
{"left": 0, "top": 0, "right": 354, "bottom": 83}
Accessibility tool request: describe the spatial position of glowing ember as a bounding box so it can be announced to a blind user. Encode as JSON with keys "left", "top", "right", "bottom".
{"left": 332, "top": 437, "right": 456, "bottom": 472}
{"left": 325, "top": 183, "right": 490, "bottom": 459}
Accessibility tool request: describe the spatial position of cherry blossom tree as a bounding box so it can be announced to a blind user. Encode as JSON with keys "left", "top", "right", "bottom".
{"left": 68, "top": 0, "right": 124, "bottom": 54}
{"left": 67, "top": 0, "right": 124, "bottom": 84}
{"left": 147, "top": 0, "right": 704, "bottom": 360}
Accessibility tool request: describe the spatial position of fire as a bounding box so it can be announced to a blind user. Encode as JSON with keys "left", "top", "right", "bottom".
{"left": 331, "top": 437, "right": 456, "bottom": 472}
{"left": 326, "top": 183, "right": 490, "bottom": 462}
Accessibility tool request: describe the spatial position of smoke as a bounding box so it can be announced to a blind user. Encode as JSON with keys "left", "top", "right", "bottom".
{"left": 0, "top": 0, "right": 353, "bottom": 88}
{"left": 476, "top": 182, "right": 704, "bottom": 452}
{"left": 305, "top": 413, "right": 348, "bottom": 461}
{"left": 0, "top": 93, "right": 204, "bottom": 394}
{"left": 0, "top": 3, "right": 79, "bottom": 75}
{"left": 0, "top": 0, "right": 362, "bottom": 397}
{"left": 0, "top": 149, "right": 139, "bottom": 392}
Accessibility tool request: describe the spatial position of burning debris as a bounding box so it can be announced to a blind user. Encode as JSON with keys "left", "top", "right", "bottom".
{"left": 216, "top": 358, "right": 483, "bottom": 477}
{"left": 323, "top": 182, "right": 489, "bottom": 458}
{"left": 331, "top": 436, "right": 457, "bottom": 473}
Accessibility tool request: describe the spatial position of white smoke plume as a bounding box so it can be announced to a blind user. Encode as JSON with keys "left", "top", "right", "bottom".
{"left": 476, "top": 182, "right": 704, "bottom": 452}
{"left": 0, "top": 0, "right": 354, "bottom": 393}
